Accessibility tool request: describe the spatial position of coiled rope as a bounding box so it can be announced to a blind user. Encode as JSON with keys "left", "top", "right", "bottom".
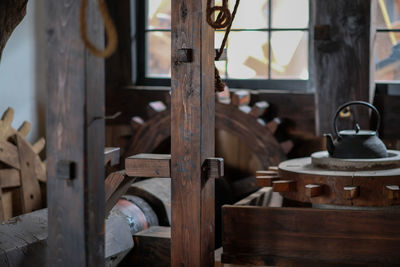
{"left": 207, "top": 0, "right": 240, "bottom": 92}
{"left": 80, "top": 0, "right": 118, "bottom": 58}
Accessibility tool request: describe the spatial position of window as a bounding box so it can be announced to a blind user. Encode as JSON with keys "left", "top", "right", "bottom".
{"left": 375, "top": 0, "right": 400, "bottom": 83}
{"left": 134, "top": 0, "right": 310, "bottom": 91}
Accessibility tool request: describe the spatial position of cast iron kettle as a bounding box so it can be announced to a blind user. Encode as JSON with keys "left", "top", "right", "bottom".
{"left": 325, "top": 101, "right": 388, "bottom": 159}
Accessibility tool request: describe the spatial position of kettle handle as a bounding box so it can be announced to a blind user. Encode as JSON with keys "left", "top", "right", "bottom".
{"left": 333, "top": 101, "right": 381, "bottom": 137}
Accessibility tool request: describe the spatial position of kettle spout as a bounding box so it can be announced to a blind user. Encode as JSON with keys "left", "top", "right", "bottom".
{"left": 324, "top": 134, "right": 335, "bottom": 155}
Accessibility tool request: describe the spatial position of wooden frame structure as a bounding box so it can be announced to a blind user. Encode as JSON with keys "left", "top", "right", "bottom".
{"left": 46, "top": 0, "right": 217, "bottom": 266}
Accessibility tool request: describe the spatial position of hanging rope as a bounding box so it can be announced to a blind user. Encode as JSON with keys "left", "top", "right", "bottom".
{"left": 80, "top": 0, "right": 118, "bottom": 58}
{"left": 207, "top": 0, "right": 240, "bottom": 92}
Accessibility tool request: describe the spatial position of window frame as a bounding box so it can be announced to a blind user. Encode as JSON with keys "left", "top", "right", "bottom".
{"left": 133, "top": 0, "right": 312, "bottom": 91}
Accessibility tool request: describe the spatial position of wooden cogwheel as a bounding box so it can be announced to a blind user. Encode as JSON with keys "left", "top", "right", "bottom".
{"left": 122, "top": 89, "right": 294, "bottom": 172}
{"left": 0, "top": 107, "right": 46, "bottom": 220}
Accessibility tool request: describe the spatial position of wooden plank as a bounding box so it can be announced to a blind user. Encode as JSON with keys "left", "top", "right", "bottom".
{"left": 222, "top": 206, "right": 400, "bottom": 265}
{"left": 46, "top": 0, "right": 105, "bottom": 265}
{"left": 171, "top": 0, "right": 215, "bottom": 265}
{"left": 125, "top": 154, "right": 171, "bottom": 177}
{"left": 16, "top": 135, "right": 42, "bottom": 213}
{"left": 313, "top": 0, "right": 376, "bottom": 135}
{"left": 130, "top": 226, "right": 171, "bottom": 267}
{"left": 0, "top": 169, "right": 20, "bottom": 188}
{"left": 0, "top": 141, "right": 20, "bottom": 169}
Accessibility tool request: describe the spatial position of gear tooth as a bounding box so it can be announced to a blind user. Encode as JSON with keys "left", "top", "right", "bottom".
{"left": 17, "top": 121, "right": 31, "bottom": 137}
{"left": 130, "top": 116, "right": 144, "bottom": 131}
{"left": 33, "top": 138, "right": 45, "bottom": 154}
{"left": 231, "top": 90, "right": 250, "bottom": 106}
{"left": 280, "top": 140, "right": 294, "bottom": 154}
{"left": 1, "top": 107, "right": 14, "bottom": 125}
{"left": 266, "top": 117, "right": 282, "bottom": 134}
{"left": 250, "top": 101, "right": 269, "bottom": 118}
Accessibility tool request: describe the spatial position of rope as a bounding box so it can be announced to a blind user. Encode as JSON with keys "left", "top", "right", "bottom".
{"left": 80, "top": 0, "right": 118, "bottom": 58}
{"left": 207, "top": 0, "right": 240, "bottom": 92}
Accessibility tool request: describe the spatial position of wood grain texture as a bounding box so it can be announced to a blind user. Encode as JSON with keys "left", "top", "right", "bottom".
{"left": 312, "top": 0, "right": 376, "bottom": 135}
{"left": 125, "top": 154, "right": 171, "bottom": 177}
{"left": 46, "top": 0, "right": 105, "bottom": 265}
{"left": 16, "top": 135, "right": 42, "bottom": 213}
{"left": 222, "top": 205, "right": 400, "bottom": 265}
{"left": 171, "top": 0, "right": 215, "bottom": 265}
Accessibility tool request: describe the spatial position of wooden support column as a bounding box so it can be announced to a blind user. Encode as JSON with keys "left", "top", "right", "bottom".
{"left": 46, "top": 0, "right": 105, "bottom": 266}
{"left": 312, "top": 0, "right": 376, "bottom": 135}
{"left": 171, "top": 0, "right": 215, "bottom": 266}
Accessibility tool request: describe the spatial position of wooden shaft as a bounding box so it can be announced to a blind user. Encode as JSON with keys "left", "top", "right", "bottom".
{"left": 171, "top": 0, "right": 215, "bottom": 265}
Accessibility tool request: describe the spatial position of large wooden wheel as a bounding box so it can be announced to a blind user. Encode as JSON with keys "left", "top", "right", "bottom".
{"left": 124, "top": 92, "right": 292, "bottom": 170}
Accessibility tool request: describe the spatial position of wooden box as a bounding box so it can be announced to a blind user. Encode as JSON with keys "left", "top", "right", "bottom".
{"left": 222, "top": 187, "right": 400, "bottom": 266}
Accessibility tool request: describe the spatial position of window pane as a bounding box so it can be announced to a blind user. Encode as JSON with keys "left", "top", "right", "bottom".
{"left": 147, "top": 0, "right": 171, "bottom": 30}
{"left": 270, "top": 31, "right": 308, "bottom": 79}
{"left": 377, "top": 0, "right": 400, "bottom": 29}
{"left": 229, "top": 0, "right": 269, "bottom": 29}
{"left": 375, "top": 32, "right": 400, "bottom": 81}
{"left": 227, "top": 32, "right": 269, "bottom": 79}
{"left": 271, "top": 0, "right": 309, "bottom": 28}
{"left": 146, "top": 32, "right": 171, "bottom": 77}
{"left": 216, "top": 31, "right": 227, "bottom": 78}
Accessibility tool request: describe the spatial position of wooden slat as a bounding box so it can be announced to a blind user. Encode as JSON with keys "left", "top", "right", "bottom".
{"left": 0, "top": 141, "right": 20, "bottom": 169}
{"left": 222, "top": 206, "right": 400, "bottom": 265}
{"left": 16, "top": 134, "right": 42, "bottom": 213}
{"left": 125, "top": 154, "right": 171, "bottom": 177}
{"left": 46, "top": 0, "right": 105, "bottom": 265}
{"left": 0, "top": 169, "right": 20, "bottom": 188}
{"left": 171, "top": 0, "right": 215, "bottom": 265}
{"left": 313, "top": 0, "right": 375, "bottom": 135}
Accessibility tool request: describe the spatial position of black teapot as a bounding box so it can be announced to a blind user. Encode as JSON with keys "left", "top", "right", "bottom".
{"left": 325, "top": 101, "right": 388, "bottom": 159}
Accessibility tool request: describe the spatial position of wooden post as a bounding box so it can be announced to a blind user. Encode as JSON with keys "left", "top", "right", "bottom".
{"left": 312, "top": 0, "right": 376, "bottom": 135}
{"left": 171, "top": 0, "right": 215, "bottom": 266}
{"left": 46, "top": 0, "right": 105, "bottom": 266}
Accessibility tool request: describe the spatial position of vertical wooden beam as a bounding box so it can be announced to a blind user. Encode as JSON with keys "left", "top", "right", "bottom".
{"left": 313, "top": 0, "right": 376, "bottom": 135}
{"left": 46, "top": 0, "right": 105, "bottom": 266}
{"left": 171, "top": 0, "right": 215, "bottom": 266}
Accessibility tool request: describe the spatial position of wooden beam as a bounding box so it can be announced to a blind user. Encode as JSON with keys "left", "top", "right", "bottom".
{"left": 125, "top": 154, "right": 171, "bottom": 177}
{"left": 46, "top": 0, "right": 105, "bottom": 265}
{"left": 312, "top": 0, "right": 376, "bottom": 135}
{"left": 171, "top": 0, "right": 215, "bottom": 265}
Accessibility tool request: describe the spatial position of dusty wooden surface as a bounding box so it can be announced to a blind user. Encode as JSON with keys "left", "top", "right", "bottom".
{"left": 46, "top": 0, "right": 105, "bottom": 265}
{"left": 312, "top": 0, "right": 375, "bottom": 135}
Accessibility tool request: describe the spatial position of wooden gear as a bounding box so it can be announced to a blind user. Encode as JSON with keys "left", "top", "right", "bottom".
{"left": 0, "top": 107, "right": 46, "bottom": 220}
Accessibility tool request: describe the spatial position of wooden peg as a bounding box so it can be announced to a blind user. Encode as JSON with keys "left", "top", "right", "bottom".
{"left": 32, "top": 138, "right": 46, "bottom": 154}
{"left": 238, "top": 105, "right": 251, "bottom": 114}
{"left": 256, "top": 176, "right": 279, "bottom": 187}
{"left": 1, "top": 107, "right": 14, "bottom": 126}
{"left": 305, "top": 184, "right": 322, "bottom": 198}
{"left": 231, "top": 90, "right": 250, "bottom": 106}
{"left": 272, "top": 180, "right": 296, "bottom": 192}
{"left": 344, "top": 185, "right": 360, "bottom": 200}
{"left": 250, "top": 101, "right": 269, "bottom": 117}
{"left": 203, "top": 158, "right": 224, "bottom": 179}
{"left": 256, "top": 170, "right": 279, "bottom": 177}
{"left": 386, "top": 185, "right": 400, "bottom": 200}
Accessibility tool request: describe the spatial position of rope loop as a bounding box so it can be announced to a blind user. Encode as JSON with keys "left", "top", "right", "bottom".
{"left": 207, "top": 6, "right": 232, "bottom": 29}
{"left": 80, "top": 0, "right": 118, "bottom": 58}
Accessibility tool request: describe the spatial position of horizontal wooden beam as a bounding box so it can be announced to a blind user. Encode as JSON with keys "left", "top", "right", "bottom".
{"left": 104, "top": 147, "right": 120, "bottom": 166}
{"left": 125, "top": 154, "right": 224, "bottom": 180}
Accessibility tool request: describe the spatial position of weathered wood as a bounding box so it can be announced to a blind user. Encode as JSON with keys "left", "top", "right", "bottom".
{"left": 272, "top": 180, "right": 297, "bottom": 193}
{"left": 231, "top": 90, "right": 250, "bottom": 106}
{"left": 171, "top": 0, "right": 215, "bottom": 265}
{"left": 203, "top": 158, "right": 224, "bottom": 179}
{"left": 0, "top": 169, "right": 20, "bottom": 189}
{"left": 16, "top": 135, "right": 41, "bottom": 213}
{"left": 104, "top": 147, "right": 120, "bottom": 166}
{"left": 46, "top": 0, "right": 105, "bottom": 265}
{"left": 0, "top": 209, "right": 133, "bottom": 267}
{"left": 105, "top": 171, "right": 134, "bottom": 215}
{"left": 126, "top": 154, "right": 171, "bottom": 177}
{"left": 222, "top": 205, "right": 400, "bottom": 265}
{"left": 0, "top": 141, "right": 20, "bottom": 169}
{"left": 130, "top": 226, "right": 171, "bottom": 267}
{"left": 313, "top": 0, "right": 376, "bottom": 135}
{"left": 0, "top": 0, "right": 28, "bottom": 60}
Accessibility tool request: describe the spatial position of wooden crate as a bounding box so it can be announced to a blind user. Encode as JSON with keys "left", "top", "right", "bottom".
{"left": 222, "top": 187, "right": 400, "bottom": 266}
